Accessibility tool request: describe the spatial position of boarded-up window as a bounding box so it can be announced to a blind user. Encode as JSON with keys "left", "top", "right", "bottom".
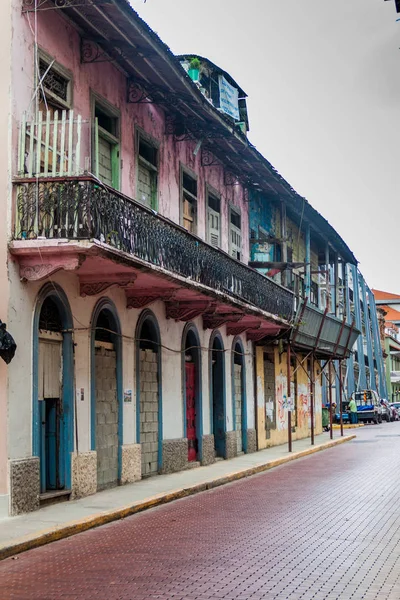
{"left": 38, "top": 334, "right": 62, "bottom": 400}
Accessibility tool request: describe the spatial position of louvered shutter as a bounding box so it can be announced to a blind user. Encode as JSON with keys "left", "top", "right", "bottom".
{"left": 208, "top": 208, "right": 220, "bottom": 247}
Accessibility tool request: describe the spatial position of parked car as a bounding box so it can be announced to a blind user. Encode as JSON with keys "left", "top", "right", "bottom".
{"left": 388, "top": 402, "right": 400, "bottom": 421}
{"left": 380, "top": 399, "right": 392, "bottom": 422}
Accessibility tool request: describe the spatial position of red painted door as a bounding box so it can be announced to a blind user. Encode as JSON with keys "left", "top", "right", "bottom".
{"left": 186, "top": 362, "right": 197, "bottom": 462}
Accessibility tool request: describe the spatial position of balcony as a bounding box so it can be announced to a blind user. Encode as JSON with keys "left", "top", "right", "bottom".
{"left": 11, "top": 176, "right": 294, "bottom": 335}
{"left": 291, "top": 299, "right": 360, "bottom": 359}
{"left": 391, "top": 371, "right": 400, "bottom": 383}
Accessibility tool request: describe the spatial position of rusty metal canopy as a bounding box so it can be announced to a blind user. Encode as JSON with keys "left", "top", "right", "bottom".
{"left": 291, "top": 301, "right": 360, "bottom": 359}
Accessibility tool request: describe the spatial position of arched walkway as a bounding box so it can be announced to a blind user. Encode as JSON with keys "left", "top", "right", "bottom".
{"left": 33, "top": 284, "right": 74, "bottom": 494}
{"left": 232, "top": 338, "right": 247, "bottom": 454}
{"left": 136, "top": 310, "right": 162, "bottom": 477}
{"left": 210, "top": 332, "right": 226, "bottom": 458}
{"left": 182, "top": 324, "right": 202, "bottom": 462}
{"left": 91, "top": 299, "right": 122, "bottom": 491}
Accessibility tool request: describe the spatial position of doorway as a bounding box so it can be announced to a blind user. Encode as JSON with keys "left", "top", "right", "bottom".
{"left": 183, "top": 326, "right": 201, "bottom": 462}
{"left": 136, "top": 312, "right": 161, "bottom": 477}
{"left": 36, "top": 292, "right": 73, "bottom": 495}
{"left": 211, "top": 334, "right": 225, "bottom": 458}
{"left": 233, "top": 340, "right": 245, "bottom": 454}
{"left": 91, "top": 301, "right": 122, "bottom": 492}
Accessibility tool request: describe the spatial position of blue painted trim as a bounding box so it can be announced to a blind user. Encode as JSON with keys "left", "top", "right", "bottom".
{"left": 182, "top": 323, "right": 203, "bottom": 460}
{"left": 135, "top": 309, "right": 163, "bottom": 471}
{"left": 351, "top": 265, "right": 367, "bottom": 391}
{"left": 367, "top": 286, "right": 388, "bottom": 399}
{"left": 231, "top": 337, "right": 248, "bottom": 453}
{"left": 209, "top": 330, "right": 226, "bottom": 457}
{"left": 90, "top": 298, "right": 123, "bottom": 481}
{"left": 344, "top": 264, "right": 355, "bottom": 397}
{"left": 360, "top": 277, "right": 375, "bottom": 391}
{"left": 32, "top": 283, "right": 74, "bottom": 492}
{"left": 305, "top": 225, "right": 311, "bottom": 298}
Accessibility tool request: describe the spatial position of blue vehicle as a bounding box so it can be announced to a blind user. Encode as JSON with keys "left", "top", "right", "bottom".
{"left": 334, "top": 390, "right": 382, "bottom": 424}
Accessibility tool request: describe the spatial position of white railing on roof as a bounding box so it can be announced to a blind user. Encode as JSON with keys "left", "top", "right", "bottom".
{"left": 18, "top": 110, "right": 90, "bottom": 178}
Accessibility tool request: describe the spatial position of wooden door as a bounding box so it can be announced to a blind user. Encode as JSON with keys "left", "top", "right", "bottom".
{"left": 38, "top": 333, "right": 63, "bottom": 492}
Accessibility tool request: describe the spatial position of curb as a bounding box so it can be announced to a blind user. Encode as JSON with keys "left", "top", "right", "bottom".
{"left": 0, "top": 434, "right": 356, "bottom": 561}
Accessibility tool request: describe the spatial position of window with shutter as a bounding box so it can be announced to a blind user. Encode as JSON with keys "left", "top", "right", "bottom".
{"left": 207, "top": 192, "right": 220, "bottom": 248}
{"left": 181, "top": 170, "right": 197, "bottom": 233}
{"left": 93, "top": 97, "right": 120, "bottom": 190}
{"left": 138, "top": 136, "right": 158, "bottom": 208}
{"left": 230, "top": 207, "right": 241, "bottom": 260}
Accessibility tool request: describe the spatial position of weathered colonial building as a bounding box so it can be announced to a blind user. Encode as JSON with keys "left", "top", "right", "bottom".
{"left": 0, "top": 0, "right": 377, "bottom": 518}
{"left": 0, "top": 0, "right": 294, "bottom": 516}
{"left": 373, "top": 290, "right": 400, "bottom": 401}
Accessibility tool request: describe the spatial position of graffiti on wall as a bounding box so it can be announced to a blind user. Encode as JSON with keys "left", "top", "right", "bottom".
{"left": 297, "top": 382, "right": 310, "bottom": 430}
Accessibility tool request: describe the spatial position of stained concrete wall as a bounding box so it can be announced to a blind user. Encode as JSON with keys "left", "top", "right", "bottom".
{"left": 256, "top": 347, "right": 322, "bottom": 450}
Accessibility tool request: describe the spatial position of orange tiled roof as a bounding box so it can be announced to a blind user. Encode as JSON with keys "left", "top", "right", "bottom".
{"left": 372, "top": 289, "right": 400, "bottom": 301}
{"left": 382, "top": 306, "right": 400, "bottom": 323}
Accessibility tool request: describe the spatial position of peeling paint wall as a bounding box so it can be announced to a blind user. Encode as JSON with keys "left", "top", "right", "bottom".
{"left": 11, "top": 8, "right": 249, "bottom": 263}
{"left": 255, "top": 347, "right": 322, "bottom": 449}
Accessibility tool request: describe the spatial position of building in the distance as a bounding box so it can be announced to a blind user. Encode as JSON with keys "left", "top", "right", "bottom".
{"left": 373, "top": 290, "right": 400, "bottom": 401}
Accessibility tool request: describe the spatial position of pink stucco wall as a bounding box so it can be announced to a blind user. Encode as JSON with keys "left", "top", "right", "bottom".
{"left": 11, "top": 7, "right": 249, "bottom": 262}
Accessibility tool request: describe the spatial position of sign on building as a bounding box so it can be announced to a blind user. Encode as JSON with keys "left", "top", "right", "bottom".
{"left": 218, "top": 75, "right": 240, "bottom": 121}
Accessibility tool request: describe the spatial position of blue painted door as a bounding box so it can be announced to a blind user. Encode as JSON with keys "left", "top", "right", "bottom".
{"left": 39, "top": 337, "right": 63, "bottom": 493}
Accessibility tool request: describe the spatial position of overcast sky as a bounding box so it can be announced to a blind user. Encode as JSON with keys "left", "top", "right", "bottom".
{"left": 131, "top": 0, "right": 400, "bottom": 293}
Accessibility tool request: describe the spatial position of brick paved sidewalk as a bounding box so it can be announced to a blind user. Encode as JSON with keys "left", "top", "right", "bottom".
{"left": 0, "top": 431, "right": 354, "bottom": 560}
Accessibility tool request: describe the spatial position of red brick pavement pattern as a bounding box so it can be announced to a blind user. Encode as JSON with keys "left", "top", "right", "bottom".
{"left": 2, "top": 425, "right": 400, "bottom": 599}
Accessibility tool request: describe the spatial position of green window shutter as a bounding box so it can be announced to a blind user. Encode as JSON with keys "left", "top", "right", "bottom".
{"left": 94, "top": 116, "right": 99, "bottom": 179}
{"left": 111, "top": 144, "right": 120, "bottom": 191}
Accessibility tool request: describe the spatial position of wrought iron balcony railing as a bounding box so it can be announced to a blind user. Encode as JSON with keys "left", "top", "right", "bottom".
{"left": 14, "top": 177, "right": 294, "bottom": 321}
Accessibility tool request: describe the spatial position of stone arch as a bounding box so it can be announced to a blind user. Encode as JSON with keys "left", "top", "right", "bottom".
{"left": 33, "top": 283, "right": 74, "bottom": 493}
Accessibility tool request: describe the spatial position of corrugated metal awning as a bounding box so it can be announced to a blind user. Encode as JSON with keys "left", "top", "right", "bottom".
{"left": 291, "top": 301, "right": 360, "bottom": 359}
